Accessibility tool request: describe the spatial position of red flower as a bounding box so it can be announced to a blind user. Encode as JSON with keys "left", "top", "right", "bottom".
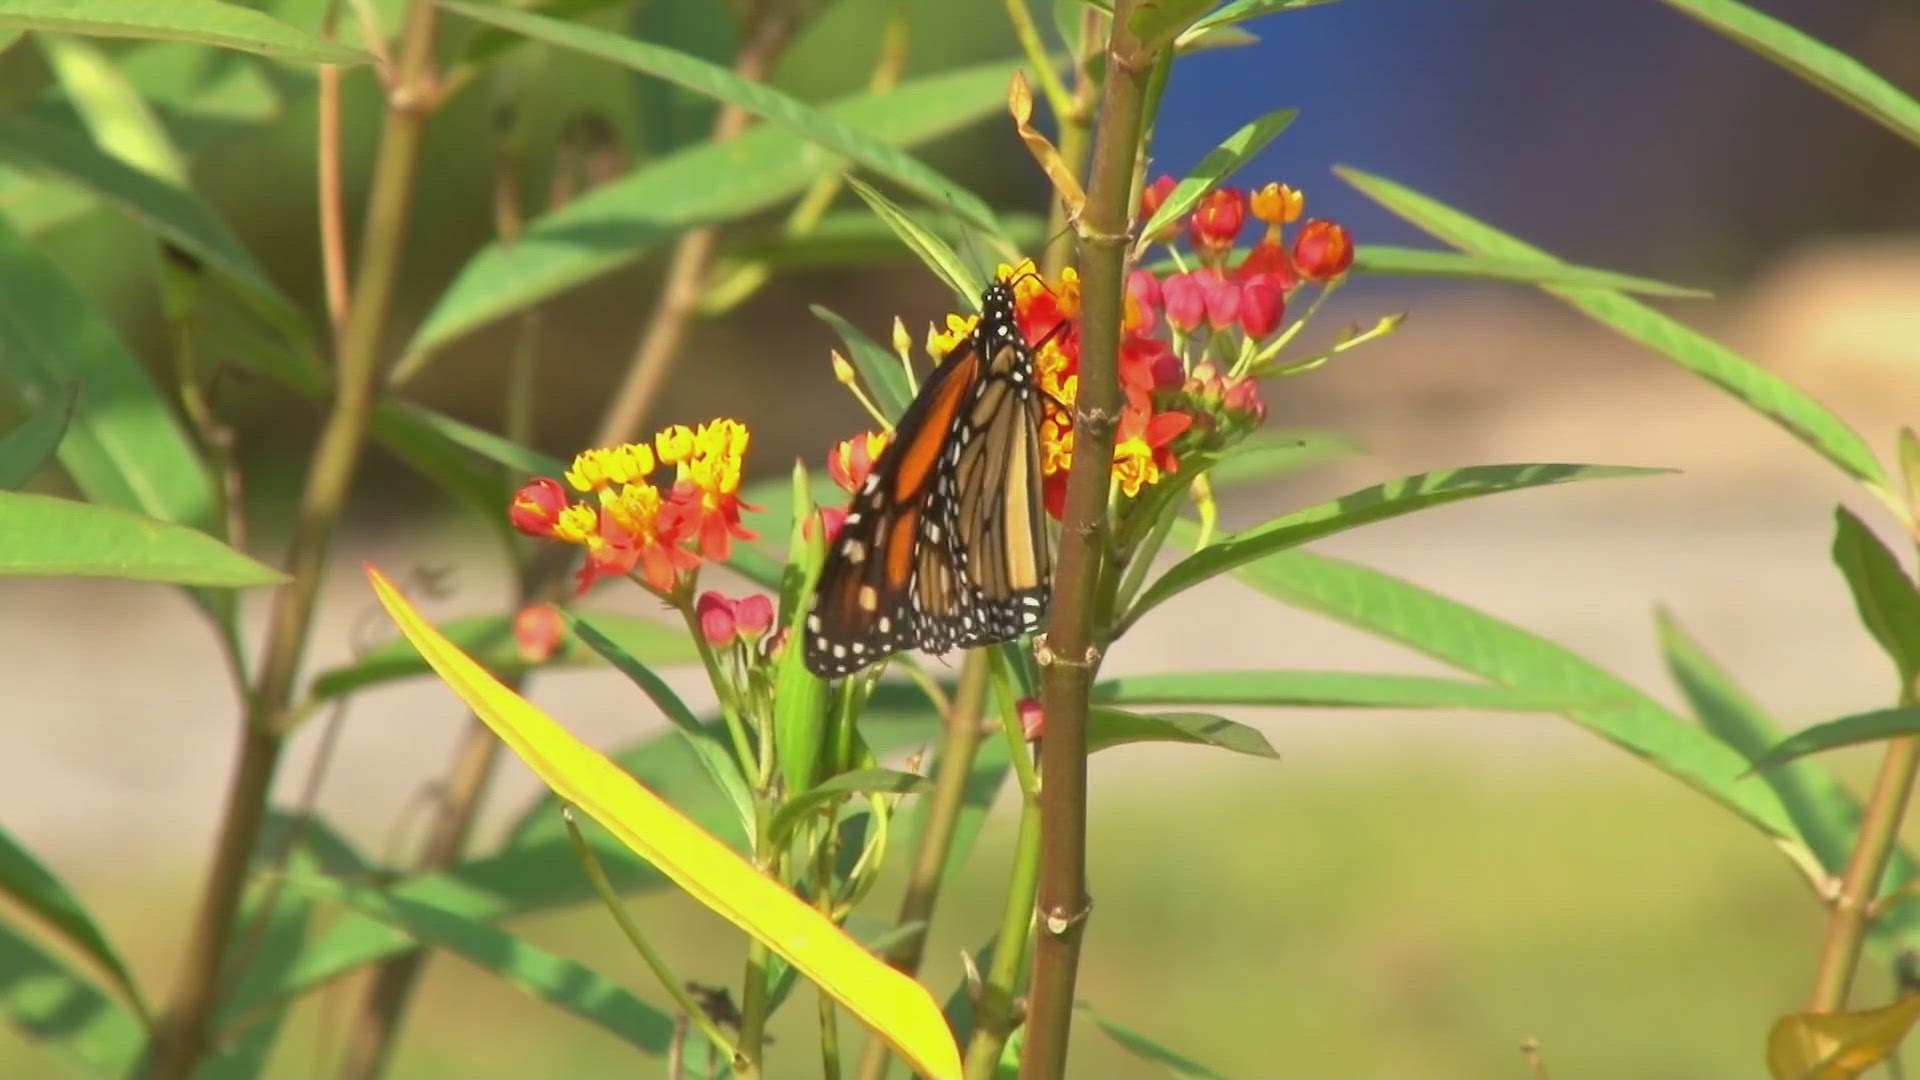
{"left": 1161, "top": 272, "right": 1206, "bottom": 332}
{"left": 735, "top": 593, "right": 774, "bottom": 639}
{"left": 1187, "top": 187, "right": 1244, "bottom": 254}
{"left": 1235, "top": 238, "right": 1297, "bottom": 289}
{"left": 1223, "top": 377, "right": 1267, "bottom": 423}
{"left": 697, "top": 591, "right": 740, "bottom": 646}
{"left": 1200, "top": 272, "right": 1241, "bottom": 330}
{"left": 1293, "top": 218, "right": 1354, "bottom": 280}
{"left": 1018, "top": 697, "right": 1045, "bottom": 741}
{"left": 806, "top": 506, "right": 849, "bottom": 546}
{"left": 509, "top": 477, "right": 569, "bottom": 538}
{"left": 827, "top": 431, "right": 890, "bottom": 495}
{"left": 1139, "top": 174, "right": 1178, "bottom": 236}
{"left": 1238, "top": 273, "right": 1287, "bottom": 338}
{"left": 514, "top": 603, "right": 565, "bottom": 663}
{"left": 1124, "top": 269, "right": 1161, "bottom": 336}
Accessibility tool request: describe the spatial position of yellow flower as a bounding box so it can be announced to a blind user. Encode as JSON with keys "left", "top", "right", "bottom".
{"left": 553, "top": 503, "right": 601, "bottom": 546}
{"left": 565, "top": 442, "right": 656, "bottom": 493}
{"left": 927, "top": 312, "right": 977, "bottom": 358}
{"left": 1110, "top": 435, "right": 1162, "bottom": 497}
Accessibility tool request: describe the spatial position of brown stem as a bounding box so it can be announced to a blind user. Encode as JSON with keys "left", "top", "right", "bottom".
{"left": 144, "top": 7, "right": 443, "bottom": 1079}
{"left": 328, "top": 10, "right": 800, "bottom": 1078}
{"left": 1808, "top": 732, "right": 1920, "bottom": 1010}
{"left": 1021, "top": 5, "right": 1152, "bottom": 1077}
{"left": 318, "top": 63, "right": 350, "bottom": 337}
{"left": 852, "top": 650, "right": 993, "bottom": 1080}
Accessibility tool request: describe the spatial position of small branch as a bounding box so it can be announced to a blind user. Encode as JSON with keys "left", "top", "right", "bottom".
{"left": 317, "top": 63, "right": 349, "bottom": 336}
{"left": 1004, "top": 0, "right": 1072, "bottom": 122}
{"left": 1022, "top": 4, "right": 1155, "bottom": 1077}
{"left": 965, "top": 670, "right": 1045, "bottom": 1077}
{"left": 1808, "top": 732, "right": 1920, "bottom": 1010}
{"left": 1042, "top": 8, "right": 1102, "bottom": 277}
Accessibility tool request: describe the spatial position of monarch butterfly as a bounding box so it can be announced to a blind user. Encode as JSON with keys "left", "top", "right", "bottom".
{"left": 802, "top": 274, "right": 1053, "bottom": 677}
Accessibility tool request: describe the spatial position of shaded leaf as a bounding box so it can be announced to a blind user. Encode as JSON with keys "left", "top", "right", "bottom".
{"left": 846, "top": 176, "right": 983, "bottom": 311}
{"left": 1128, "top": 0, "right": 1216, "bottom": 53}
{"left": 1654, "top": 0, "right": 1920, "bottom": 150}
{"left": 814, "top": 303, "right": 914, "bottom": 419}
{"left": 1086, "top": 707, "right": 1278, "bottom": 758}
{"left": 309, "top": 608, "right": 698, "bottom": 701}
{"left": 1138, "top": 109, "right": 1297, "bottom": 243}
{"left": 1339, "top": 165, "right": 1884, "bottom": 487}
{"left": 1092, "top": 670, "right": 1604, "bottom": 711}
{"left": 0, "top": 918, "right": 145, "bottom": 1077}
{"left": 1129, "top": 464, "right": 1664, "bottom": 624}
{"left": 1183, "top": 0, "right": 1339, "bottom": 37}
{"left": 1750, "top": 707, "right": 1920, "bottom": 773}
{"left": 1202, "top": 428, "right": 1359, "bottom": 488}
{"left": 0, "top": 0, "right": 365, "bottom": 64}
{"left": 408, "top": 57, "right": 1021, "bottom": 357}
{"left": 770, "top": 767, "right": 930, "bottom": 843}
{"left": 0, "top": 823, "right": 144, "bottom": 1017}
{"left": 1768, "top": 994, "right": 1920, "bottom": 1080}
{"left": 1082, "top": 1000, "right": 1232, "bottom": 1080}
{"left": 0, "top": 490, "right": 283, "bottom": 586}
{"left": 367, "top": 567, "right": 963, "bottom": 1079}
{"left": 1831, "top": 506, "right": 1920, "bottom": 685}
{"left": 0, "top": 380, "right": 73, "bottom": 489}
{"left": 1230, "top": 545, "right": 1797, "bottom": 838}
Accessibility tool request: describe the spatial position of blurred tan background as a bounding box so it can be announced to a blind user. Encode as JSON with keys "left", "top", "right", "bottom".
{"left": 6, "top": 0, "right": 1920, "bottom": 1075}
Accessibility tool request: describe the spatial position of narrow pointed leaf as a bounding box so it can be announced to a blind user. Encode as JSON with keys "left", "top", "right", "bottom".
{"left": 1184, "top": 0, "right": 1339, "bottom": 37}
{"left": 1202, "top": 428, "right": 1359, "bottom": 488}
{"left": 0, "top": 381, "right": 73, "bottom": 489}
{"left": 440, "top": 1, "right": 995, "bottom": 231}
{"left": 1139, "top": 109, "right": 1297, "bottom": 242}
{"left": 408, "top": 57, "right": 1020, "bottom": 356}
{"left": 0, "top": 919, "right": 144, "bottom": 1077}
{"left": 0, "top": 0, "right": 365, "bottom": 64}
{"left": 1750, "top": 708, "right": 1920, "bottom": 773}
{"left": 1339, "top": 165, "right": 1884, "bottom": 487}
{"left": 395, "top": 403, "right": 567, "bottom": 481}
{"left": 1092, "top": 670, "right": 1605, "bottom": 711}
{"left": 0, "top": 825, "right": 144, "bottom": 1017}
{"left": 0, "top": 490, "right": 283, "bottom": 585}
{"left": 845, "top": 176, "right": 982, "bottom": 310}
{"left": 1653, "top": 0, "right": 1920, "bottom": 150}
{"left": 1130, "top": 464, "right": 1664, "bottom": 624}
{"left": 366, "top": 566, "right": 963, "bottom": 1079}
{"left": 1128, "top": 0, "right": 1217, "bottom": 53}
{"left": 814, "top": 303, "right": 914, "bottom": 418}
{"left": 770, "top": 768, "right": 930, "bottom": 844}
{"left": 309, "top": 609, "right": 698, "bottom": 701}
{"left": 38, "top": 32, "right": 186, "bottom": 184}
{"left": 276, "top": 873, "right": 675, "bottom": 1053}
{"left": 1230, "top": 546, "right": 1797, "bottom": 838}
{"left": 1832, "top": 506, "right": 1920, "bottom": 684}
{"left": 1768, "top": 995, "right": 1920, "bottom": 1080}
{"left": 1354, "top": 245, "right": 1708, "bottom": 297}
{"left": 1082, "top": 1001, "right": 1232, "bottom": 1080}
{"left": 1086, "top": 707, "right": 1277, "bottom": 757}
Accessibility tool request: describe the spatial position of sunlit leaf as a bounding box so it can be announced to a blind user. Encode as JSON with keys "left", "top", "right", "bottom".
{"left": 1749, "top": 707, "right": 1920, "bottom": 773}
{"left": 1355, "top": 245, "right": 1708, "bottom": 297}
{"left": 0, "top": 490, "right": 282, "bottom": 586}
{"left": 1128, "top": 0, "right": 1215, "bottom": 53}
{"left": 367, "top": 567, "right": 962, "bottom": 1079}
{"left": 1768, "top": 995, "right": 1920, "bottom": 1080}
{"left": 1831, "top": 506, "right": 1920, "bottom": 685}
{"left": 1183, "top": 0, "right": 1339, "bottom": 38}
{"left": 1339, "top": 165, "right": 1884, "bottom": 488}
{"left": 1129, "top": 464, "right": 1664, "bottom": 625}
{"left": 1086, "top": 707, "right": 1277, "bottom": 757}
{"left": 1082, "top": 1000, "right": 1232, "bottom": 1080}
{"left": 846, "top": 176, "right": 983, "bottom": 311}
{"left": 1093, "top": 670, "right": 1604, "bottom": 711}
{"left": 0, "top": 0, "right": 365, "bottom": 63}
{"left": 1138, "top": 109, "right": 1297, "bottom": 244}
{"left": 770, "top": 768, "right": 930, "bottom": 844}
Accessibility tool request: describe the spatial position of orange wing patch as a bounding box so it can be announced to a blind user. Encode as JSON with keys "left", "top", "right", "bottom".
{"left": 884, "top": 506, "right": 920, "bottom": 589}
{"left": 892, "top": 350, "right": 977, "bottom": 501}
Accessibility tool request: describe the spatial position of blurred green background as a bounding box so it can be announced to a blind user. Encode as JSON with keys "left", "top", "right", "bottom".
{"left": 5, "top": 0, "right": 1920, "bottom": 1076}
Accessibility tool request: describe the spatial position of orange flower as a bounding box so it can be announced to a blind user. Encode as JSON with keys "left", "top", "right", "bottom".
{"left": 657, "top": 418, "right": 760, "bottom": 562}
{"left": 828, "top": 431, "right": 891, "bottom": 494}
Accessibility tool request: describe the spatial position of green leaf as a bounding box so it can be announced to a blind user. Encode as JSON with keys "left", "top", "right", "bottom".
{"left": 1129, "top": 464, "right": 1664, "bottom": 625}
{"left": 1832, "top": 505, "right": 1920, "bottom": 686}
{"left": 276, "top": 873, "right": 674, "bottom": 1053}
{"left": 0, "top": 115, "right": 311, "bottom": 353}
{"left": 38, "top": 32, "right": 187, "bottom": 184}
{"left": 1354, "top": 245, "right": 1709, "bottom": 297}
{"left": 408, "top": 56, "right": 1021, "bottom": 357}
{"left": 770, "top": 767, "right": 930, "bottom": 843}
{"left": 1081, "top": 1000, "right": 1232, "bottom": 1080}
{"left": 814, "top": 303, "right": 915, "bottom": 419}
{"left": 1200, "top": 428, "right": 1358, "bottom": 488}
{"left": 0, "top": 823, "right": 145, "bottom": 1018}
{"left": 774, "top": 504, "right": 832, "bottom": 794}
{"left": 393, "top": 402, "right": 568, "bottom": 481}
{"left": 1086, "top": 707, "right": 1277, "bottom": 757}
{"left": 0, "top": 380, "right": 73, "bottom": 489}
{"left": 1231, "top": 546, "right": 1797, "bottom": 838}
{"left": 441, "top": 1, "right": 997, "bottom": 229}
{"left": 0, "top": 0, "right": 365, "bottom": 64}
{"left": 846, "top": 175, "right": 984, "bottom": 310}
{"left": 1655, "top": 610, "right": 1862, "bottom": 878}
{"left": 0, "top": 215, "right": 214, "bottom": 527}
{"left": 1183, "top": 0, "right": 1339, "bottom": 37}
{"left": 1338, "top": 165, "right": 1885, "bottom": 488}
{"left": 1750, "top": 707, "right": 1920, "bottom": 773}
{"left": 1128, "top": 0, "right": 1217, "bottom": 53}
{"left": 728, "top": 210, "right": 1048, "bottom": 271}
{"left": 567, "top": 610, "right": 756, "bottom": 841}
{"left": 309, "top": 608, "right": 698, "bottom": 701}
{"left": 368, "top": 402, "right": 516, "bottom": 537}
{"left": 0, "top": 490, "right": 283, "bottom": 585}
{"left": 0, "top": 916, "right": 145, "bottom": 1077}
{"left": 1138, "top": 109, "right": 1297, "bottom": 243}
{"left": 1652, "top": 0, "right": 1920, "bottom": 149}
{"left": 1092, "top": 670, "right": 1605, "bottom": 711}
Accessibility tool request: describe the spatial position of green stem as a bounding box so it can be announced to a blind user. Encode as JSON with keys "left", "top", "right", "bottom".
{"left": 147, "top": 8, "right": 444, "bottom": 1080}
{"left": 965, "top": 794, "right": 1043, "bottom": 1078}
{"left": 1023, "top": 5, "right": 1154, "bottom": 1076}
{"left": 852, "top": 650, "right": 994, "bottom": 1080}
{"left": 738, "top": 939, "right": 774, "bottom": 1068}
{"left": 1808, "top": 726, "right": 1920, "bottom": 1010}
{"left": 564, "top": 809, "right": 745, "bottom": 1068}
{"left": 1004, "top": 0, "right": 1072, "bottom": 121}
{"left": 676, "top": 591, "right": 761, "bottom": 778}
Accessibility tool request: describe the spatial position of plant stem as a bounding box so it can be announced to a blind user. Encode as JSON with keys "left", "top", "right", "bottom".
{"left": 1042, "top": 8, "right": 1102, "bottom": 278}
{"left": 966, "top": 793, "right": 1042, "bottom": 1079}
{"left": 146, "top": 6, "right": 443, "bottom": 1080}
{"left": 1023, "top": 4, "right": 1153, "bottom": 1076}
{"left": 1808, "top": 731, "right": 1920, "bottom": 1010}
{"left": 852, "top": 650, "right": 993, "bottom": 1080}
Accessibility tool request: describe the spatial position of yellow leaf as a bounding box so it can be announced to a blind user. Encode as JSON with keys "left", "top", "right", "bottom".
{"left": 1768, "top": 995, "right": 1920, "bottom": 1080}
{"left": 366, "top": 566, "right": 962, "bottom": 1080}
{"left": 1008, "top": 70, "right": 1085, "bottom": 221}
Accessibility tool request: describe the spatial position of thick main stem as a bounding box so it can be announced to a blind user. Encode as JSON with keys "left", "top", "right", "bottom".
{"left": 1808, "top": 732, "right": 1920, "bottom": 1010}
{"left": 146, "top": 6, "right": 442, "bottom": 1080}
{"left": 1021, "top": 5, "right": 1151, "bottom": 1077}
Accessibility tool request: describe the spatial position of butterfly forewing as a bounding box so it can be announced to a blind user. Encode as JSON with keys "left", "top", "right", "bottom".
{"left": 803, "top": 279, "right": 1052, "bottom": 678}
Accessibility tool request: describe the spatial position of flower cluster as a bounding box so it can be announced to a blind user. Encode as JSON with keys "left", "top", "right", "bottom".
{"left": 510, "top": 418, "right": 758, "bottom": 593}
